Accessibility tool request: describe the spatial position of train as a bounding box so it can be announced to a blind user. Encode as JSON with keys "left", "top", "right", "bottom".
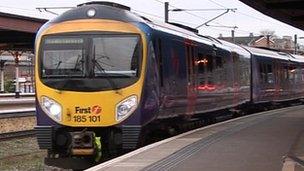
{"left": 34, "top": 1, "right": 304, "bottom": 169}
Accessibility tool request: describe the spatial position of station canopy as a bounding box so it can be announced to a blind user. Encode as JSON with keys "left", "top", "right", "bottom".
{"left": 239, "top": 0, "right": 304, "bottom": 31}
{"left": 0, "top": 11, "right": 47, "bottom": 52}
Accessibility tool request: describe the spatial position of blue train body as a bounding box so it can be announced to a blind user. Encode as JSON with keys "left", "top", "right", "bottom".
{"left": 34, "top": 2, "right": 304, "bottom": 169}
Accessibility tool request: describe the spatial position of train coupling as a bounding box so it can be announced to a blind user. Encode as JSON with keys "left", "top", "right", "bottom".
{"left": 70, "top": 130, "right": 102, "bottom": 160}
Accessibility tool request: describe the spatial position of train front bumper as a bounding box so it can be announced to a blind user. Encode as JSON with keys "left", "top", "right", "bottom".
{"left": 35, "top": 126, "right": 97, "bottom": 156}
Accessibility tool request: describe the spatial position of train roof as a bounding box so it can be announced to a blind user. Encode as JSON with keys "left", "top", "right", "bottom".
{"left": 145, "top": 19, "right": 213, "bottom": 44}
{"left": 243, "top": 46, "right": 297, "bottom": 62}
{"left": 218, "top": 39, "right": 251, "bottom": 57}
{"left": 49, "top": 2, "right": 145, "bottom": 25}
{"left": 290, "top": 54, "right": 304, "bottom": 63}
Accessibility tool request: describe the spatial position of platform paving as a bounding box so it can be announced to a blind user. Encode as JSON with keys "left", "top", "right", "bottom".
{"left": 87, "top": 105, "right": 304, "bottom": 171}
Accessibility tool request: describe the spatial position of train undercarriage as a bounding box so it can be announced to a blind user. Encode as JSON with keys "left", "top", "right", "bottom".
{"left": 36, "top": 126, "right": 138, "bottom": 170}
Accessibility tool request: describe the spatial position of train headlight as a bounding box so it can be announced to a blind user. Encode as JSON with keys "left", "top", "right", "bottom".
{"left": 116, "top": 95, "right": 138, "bottom": 122}
{"left": 87, "top": 8, "right": 96, "bottom": 17}
{"left": 41, "top": 96, "right": 62, "bottom": 122}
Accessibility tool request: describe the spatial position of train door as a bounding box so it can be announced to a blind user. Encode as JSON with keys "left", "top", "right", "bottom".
{"left": 185, "top": 41, "right": 197, "bottom": 116}
{"left": 257, "top": 58, "right": 275, "bottom": 102}
{"left": 195, "top": 44, "right": 219, "bottom": 112}
{"left": 273, "top": 59, "right": 280, "bottom": 101}
{"left": 232, "top": 52, "right": 240, "bottom": 106}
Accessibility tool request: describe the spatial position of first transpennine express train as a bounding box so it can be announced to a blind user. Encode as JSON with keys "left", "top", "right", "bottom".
{"left": 34, "top": 1, "right": 304, "bottom": 169}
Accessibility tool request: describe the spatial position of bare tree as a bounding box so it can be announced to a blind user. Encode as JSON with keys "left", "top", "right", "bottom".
{"left": 260, "top": 29, "right": 277, "bottom": 38}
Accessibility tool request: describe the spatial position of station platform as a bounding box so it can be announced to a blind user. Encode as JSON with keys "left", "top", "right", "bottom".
{"left": 87, "top": 105, "right": 304, "bottom": 171}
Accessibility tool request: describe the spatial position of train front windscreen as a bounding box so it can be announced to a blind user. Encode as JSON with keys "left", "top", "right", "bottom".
{"left": 39, "top": 34, "right": 142, "bottom": 92}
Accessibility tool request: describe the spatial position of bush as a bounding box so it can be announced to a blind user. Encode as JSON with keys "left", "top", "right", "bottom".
{"left": 4, "top": 79, "right": 15, "bottom": 93}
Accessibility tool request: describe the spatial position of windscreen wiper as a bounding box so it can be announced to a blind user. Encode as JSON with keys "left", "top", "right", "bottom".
{"left": 92, "top": 59, "right": 122, "bottom": 94}
{"left": 44, "top": 60, "right": 62, "bottom": 80}
{"left": 92, "top": 46, "right": 122, "bottom": 95}
{"left": 57, "top": 56, "right": 85, "bottom": 92}
{"left": 55, "top": 60, "right": 62, "bottom": 69}
{"left": 95, "top": 54, "right": 134, "bottom": 77}
{"left": 74, "top": 55, "right": 82, "bottom": 70}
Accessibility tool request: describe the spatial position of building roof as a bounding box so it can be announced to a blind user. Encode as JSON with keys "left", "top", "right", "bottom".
{"left": 0, "top": 11, "right": 47, "bottom": 51}
{"left": 219, "top": 35, "right": 263, "bottom": 45}
{"left": 0, "top": 11, "right": 48, "bottom": 23}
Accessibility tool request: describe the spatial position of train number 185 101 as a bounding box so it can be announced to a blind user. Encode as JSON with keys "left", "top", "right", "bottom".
{"left": 73, "top": 115, "right": 101, "bottom": 123}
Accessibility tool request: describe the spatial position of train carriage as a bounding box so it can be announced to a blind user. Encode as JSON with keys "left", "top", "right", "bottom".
{"left": 34, "top": 2, "right": 304, "bottom": 169}
{"left": 246, "top": 47, "right": 304, "bottom": 103}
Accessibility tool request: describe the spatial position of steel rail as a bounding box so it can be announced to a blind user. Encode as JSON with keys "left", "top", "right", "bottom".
{"left": 0, "top": 130, "right": 36, "bottom": 141}
{"left": 0, "top": 93, "right": 35, "bottom": 97}
{"left": 0, "top": 108, "right": 36, "bottom": 119}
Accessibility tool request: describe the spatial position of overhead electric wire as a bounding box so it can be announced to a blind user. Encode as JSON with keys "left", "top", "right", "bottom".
{"left": 133, "top": 7, "right": 234, "bottom": 37}
{"left": 133, "top": 8, "right": 198, "bottom": 27}
{"left": 206, "top": 0, "right": 227, "bottom": 8}
{"left": 237, "top": 11, "right": 281, "bottom": 25}
{"left": 138, "top": 0, "right": 270, "bottom": 37}
{"left": 132, "top": 9, "right": 164, "bottom": 20}
{"left": 152, "top": 0, "right": 166, "bottom": 5}
{"left": 134, "top": 7, "right": 248, "bottom": 38}
{"left": 160, "top": 0, "right": 297, "bottom": 34}
{"left": 125, "top": 0, "right": 303, "bottom": 42}
{"left": 152, "top": 0, "right": 242, "bottom": 30}
{"left": 152, "top": 0, "right": 209, "bottom": 21}
{"left": 204, "top": 0, "right": 295, "bottom": 30}
{"left": 164, "top": 1, "right": 238, "bottom": 28}
{"left": 0, "top": 5, "right": 35, "bottom": 12}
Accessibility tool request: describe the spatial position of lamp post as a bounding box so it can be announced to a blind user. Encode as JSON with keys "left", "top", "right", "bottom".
{"left": 0, "top": 51, "right": 4, "bottom": 93}
{"left": 10, "top": 51, "right": 22, "bottom": 98}
{"left": 165, "top": 2, "right": 169, "bottom": 23}
{"left": 0, "top": 60, "right": 5, "bottom": 93}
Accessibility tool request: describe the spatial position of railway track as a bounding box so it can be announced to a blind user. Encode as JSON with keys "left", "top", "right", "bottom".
{"left": 0, "top": 130, "right": 36, "bottom": 141}
{"left": 0, "top": 108, "right": 35, "bottom": 119}
{"left": 0, "top": 108, "right": 36, "bottom": 141}
{"left": 0, "top": 93, "right": 35, "bottom": 98}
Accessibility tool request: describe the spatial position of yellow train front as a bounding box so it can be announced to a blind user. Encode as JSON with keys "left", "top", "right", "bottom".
{"left": 34, "top": 2, "right": 155, "bottom": 169}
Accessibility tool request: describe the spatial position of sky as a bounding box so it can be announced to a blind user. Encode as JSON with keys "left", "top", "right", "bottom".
{"left": 1, "top": 0, "right": 304, "bottom": 44}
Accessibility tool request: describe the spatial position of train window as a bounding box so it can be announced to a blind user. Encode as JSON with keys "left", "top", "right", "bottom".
{"left": 259, "top": 62, "right": 266, "bottom": 83}
{"left": 232, "top": 52, "right": 240, "bottom": 83}
{"left": 206, "top": 55, "right": 213, "bottom": 72}
{"left": 232, "top": 53, "right": 239, "bottom": 63}
{"left": 288, "top": 66, "right": 296, "bottom": 83}
{"left": 41, "top": 37, "right": 85, "bottom": 77}
{"left": 216, "top": 56, "right": 223, "bottom": 68}
{"left": 186, "top": 46, "right": 191, "bottom": 79}
{"left": 40, "top": 34, "right": 142, "bottom": 91}
{"left": 259, "top": 62, "right": 273, "bottom": 84}
{"left": 295, "top": 67, "right": 301, "bottom": 83}
{"left": 283, "top": 66, "right": 289, "bottom": 80}
{"left": 92, "top": 35, "right": 140, "bottom": 77}
{"left": 267, "top": 64, "right": 274, "bottom": 84}
{"left": 197, "top": 53, "right": 213, "bottom": 85}
{"left": 191, "top": 46, "right": 195, "bottom": 72}
{"left": 197, "top": 53, "right": 206, "bottom": 74}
